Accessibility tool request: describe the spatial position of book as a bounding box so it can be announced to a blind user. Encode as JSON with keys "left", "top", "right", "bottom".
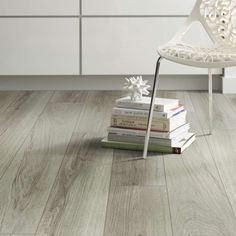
{"left": 108, "top": 130, "right": 189, "bottom": 147}
{"left": 116, "top": 96, "right": 179, "bottom": 112}
{"left": 101, "top": 133, "right": 196, "bottom": 154}
{"left": 111, "top": 110, "right": 187, "bottom": 132}
{"left": 107, "top": 123, "right": 190, "bottom": 139}
{"left": 112, "top": 104, "right": 184, "bottom": 119}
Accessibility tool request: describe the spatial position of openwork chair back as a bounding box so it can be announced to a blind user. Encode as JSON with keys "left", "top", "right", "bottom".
{"left": 195, "top": 0, "right": 236, "bottom": 47}
{"left": 143, "top": 0, "right": 236, "bottom": 159}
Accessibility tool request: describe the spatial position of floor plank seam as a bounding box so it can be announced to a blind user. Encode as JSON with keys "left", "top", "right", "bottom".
{"left": 0, "top": 91, "right": 54, "bottom": 234}
{"left": 1, "top": 91, "right": 236, "bottom": 235}
{"left": 0, "top": 93, "right": 22, "bottom": 139}
{"left": 205, "top": 137, "right": 236, "bottom": 218}
{"left": 34, "top": 92, "right": 89, "bottom": 235}
{"left": 0, "top": 92, "right": 20, "bottom": 115}
{"left": 223, "top": 95, "right": 236, "bottom": 115}
{"left": 101, "top": 151, "right": 114, "bottom": 236}
{"left": 163, "top": 155, "right": 174, "bottom": 236}
{"left": 0, "top": 91, "right": 54, "bottom": 182}
{"left": 189, "top": 92, "right": 236, "bottom": 219}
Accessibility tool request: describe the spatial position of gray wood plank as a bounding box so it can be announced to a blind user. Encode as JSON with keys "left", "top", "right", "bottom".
{"left": 205, "top": 128, "right": 236, "bottom": 216}
{"left": 103, "top": 90, "right": 171, "bottom": 235}
{"left": 74, "top": 91, "right": 120, "bottom": 133}
{"left": 0, "top": 92, "right": 33, "bottom": 136}
{"left": 0, "top": 92, "right": 23, "bottom": 135}
{"left": 50, "top": 91, "right": 88, "bottom": 103}
{"left": 0, "top": 91, "right": 52, "bottom": 180}
{"left": 0, "top": 92, "right": 20, "bottom": 114}
{"left": 104, "top": 186, "right": 172, "bottom": 236}
{"left": 35, "top": 92, "right": 115, "bottom": 236}
{"left": 11, "top": 235, "right": 33, "bottom": 236}
{"left": 0, "top": 234, "right": 33, "bottom": 236}
{"left": 110, "top": 150, "right": 165, "bottom": 186}
{"left": 163, "top": 91, "right": 236, "bottom": 236}
{"left": 35, "top": 147, "right": 112, "bottom": 236}
{"left": 190, "top": 92, "right": 236, "bottom": 216}
{"left": 1, "top": 91, "right": 235, "bottom": 236}
{"left": 189, "top": 92, "right": 236, "bottom": 132}
{"left": 0, "top": 98, "right": 84, "bottom": 234}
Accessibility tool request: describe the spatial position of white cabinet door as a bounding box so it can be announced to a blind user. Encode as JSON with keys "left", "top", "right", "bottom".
{"left": 0, "top": 19, "right": 79, "bottom": 75}
{"left": 83, "top": 0, "right": 194, "bottom": 15}
{"left": 0, "top": 0, "right": 79, "bottom": 16}
{"left": 82, "top": 18, "right": 212, "bottom": 75}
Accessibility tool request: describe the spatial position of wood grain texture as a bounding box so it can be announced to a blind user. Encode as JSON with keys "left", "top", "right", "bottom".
{"left": 35, "top": 92, "right": 116, "bottom": 236}
{"left": 0, "top": 98, "right": 84, "bottom": 234}
{"left": 189, "top": 92, "right": 236, "bottom": 132}
{"left": 103, "top": 90, "right": 171, "bottom": 235}
{"left": 0, "top": 92, "right": 22, "bottom": 135}
{"left": 10, "top": 235, "right": 33, "bottom": 236}
{"left": 0, "top": 92, "right": 52, "bottom": 180}
{"left": 0, "top": 92, "right": 20, "bottom": 114}
{"left": 1, "top": 235, "right": 34, "bottom": 236}
{"left": 74, "top": 91, "right": 121, "bottom": 133}
{"left": 190, "top": 92, "right": 236, "bottom": 216}
{"left": 163, "top": 91, "right": 236, "bottom": 236}
{"left": 50, "top": 91, "right": 88, "bottom": 103}
{"left": 111, "top": 150, "right": 165, "bottom": 186}
{"left": 0, "top": 235, "right": 33, "bottom": 236}
{"left": 0, "top": 91, "right": 236, "bottom": 236}
{"left": 104, "top": 186, "right": 172, "bottom": 236}
{"left": 35, "top": 147, "right": 112, "bottom": 236}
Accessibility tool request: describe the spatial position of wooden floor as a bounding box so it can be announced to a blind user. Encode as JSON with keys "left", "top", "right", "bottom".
{"left": 0, "top": 91, "right": 236, "bottom": 236}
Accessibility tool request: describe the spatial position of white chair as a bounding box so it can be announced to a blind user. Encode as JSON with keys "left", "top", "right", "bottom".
{"left": 143, "top": 0, "right": 236, "bottom": 158}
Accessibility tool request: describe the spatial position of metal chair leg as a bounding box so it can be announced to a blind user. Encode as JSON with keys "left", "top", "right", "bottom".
{"left": 208, "top": 69, "right": 213, "bottom": 135}
{"left": 143, "top": 57, "right": 162, "bottom": 159}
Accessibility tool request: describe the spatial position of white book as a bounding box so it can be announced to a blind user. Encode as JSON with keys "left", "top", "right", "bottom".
{"left": 108, "top": 130, "right": 189, "bottom": 147}
{"left": 101, "top": 133, "right": 195, "bottom": 154}
{"left": 116, "top": 96, "right": 179, "bottom": 112}
{"left": 174, "top": 133, "right": 196, "bottom": 153}
{"left": 107, "top": 123, "right": 190, "bottom": 140}
{"left": 111, "top": 110, "right": 187, "bottom": 132}
{"left": 112, "top": 104, "right": 184, "bottom": 119}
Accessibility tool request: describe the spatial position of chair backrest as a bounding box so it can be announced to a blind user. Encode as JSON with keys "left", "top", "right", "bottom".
{"left": 190, "top": 0, "right": 236, "bottom": 47}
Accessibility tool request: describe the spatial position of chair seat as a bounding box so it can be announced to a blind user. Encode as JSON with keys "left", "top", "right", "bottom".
{"left": 158, "top": 43, "right": 236, "bottom": 68}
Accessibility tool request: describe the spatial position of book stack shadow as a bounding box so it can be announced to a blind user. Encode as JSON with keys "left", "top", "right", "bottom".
{"left": 101, "top": 96, "right": 196, "bottom": 154}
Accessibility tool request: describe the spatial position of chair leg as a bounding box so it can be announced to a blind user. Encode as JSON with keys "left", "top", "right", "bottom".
{"left": 208, "top": 69, "right": 213, "bottom": 135}
{"left": 143, "top": 57, "right": 162, "bottom": 159}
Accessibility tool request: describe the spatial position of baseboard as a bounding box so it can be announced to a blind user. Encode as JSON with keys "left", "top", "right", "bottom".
{"left": 222, "top": 76, "right": 236, "bottom": 94}
{"left": 0, "top": 75, "right": 222, "bottom": 91}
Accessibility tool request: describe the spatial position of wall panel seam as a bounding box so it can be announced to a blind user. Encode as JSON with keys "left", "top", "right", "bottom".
{"left": 0, "top": 15, "right": 188, "bottom": 18}
{"left": 82, "top": 15, "right": 188, "bottom": 18}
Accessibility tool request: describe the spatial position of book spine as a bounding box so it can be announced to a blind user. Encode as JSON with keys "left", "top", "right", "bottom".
{"left": 116, "top": 101, "right": 164, "bottom": 112}
{"left": 108, "top": 134, "right": 172, "bottom": 146}
{"left": 111, "top": 117, "right": 169, "bottom": 132}
{"left": 108, "top": 128, "right": 170, "bottom": 139}
{"left": 173, "top": 147, "right": 181, "bottom": 154}
{"left": 112, "top": 115, "right": 169, "bottom": 123}
{"left": 112, "top": 108, "right": 168, "bottom": 118}
{"left": 154, "top": 104, "right": 164, "bottom": 112}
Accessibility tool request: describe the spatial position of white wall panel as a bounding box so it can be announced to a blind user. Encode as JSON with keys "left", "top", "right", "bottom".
{"left": 83, "top": 0, "right": 194, "bottom": 15}
{"left": 223, "top": 68, "right": 236, "bottom": 93}
{"left": 82, "top": 18, "right": 214, "bottom": 75}
{"left": 0, "top": 19, "right": 79, "bottom": 75}
{"left": 225, "top": 67, "right": 236, "bottom": 78}
{"left": 0, "top": 0, "right": 79, "bottom": 16}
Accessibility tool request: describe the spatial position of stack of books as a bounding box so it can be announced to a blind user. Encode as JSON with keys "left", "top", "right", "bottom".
{"left": 101, "top": 96, "right": 195, "bottom": 154}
